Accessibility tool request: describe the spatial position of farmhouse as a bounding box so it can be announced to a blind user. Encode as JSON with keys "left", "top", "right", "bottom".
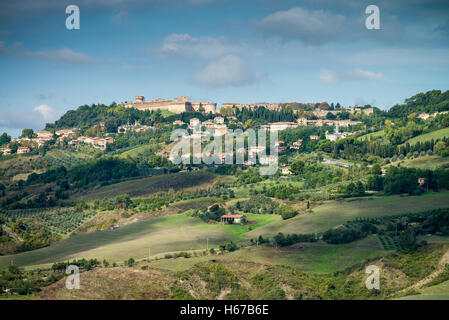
{"left": 221, "top": 214, "right": 246, "bottom": 224}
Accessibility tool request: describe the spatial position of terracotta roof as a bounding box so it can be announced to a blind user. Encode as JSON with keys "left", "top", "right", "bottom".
{"left": 221, "top": 214, "right": 244, "bottom": 218}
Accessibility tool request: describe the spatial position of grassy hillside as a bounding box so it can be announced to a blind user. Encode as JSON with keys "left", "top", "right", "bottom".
{"left": 73, "top": 171, "right": 216, "bottom": 200}
{"left": 148, "top": 235, "right": 387, "bottom": 273}
{"left": 0, "top": 213, "right": 280, "bottom": 269}
{"left": 358, "top": 130, "right": 385, "bottom": 141}
{"left": 386, "top": 155, "right": 449, "bottom": 170}
{"left": 245, "top": 192, "right": 449, "bottom": 239}
{"left": 399, "top": 280, "right": 449, "bottom": 300}
{"left": 36, "top": 243, "right": 449, "bottom": 300}
{"left": 404, "top": 127, "right": 449, "bottom": 145}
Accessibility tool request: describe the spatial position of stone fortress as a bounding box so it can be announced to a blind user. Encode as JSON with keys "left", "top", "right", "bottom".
{"left": 122, "top": 95, "right": 216, "bottom": 114}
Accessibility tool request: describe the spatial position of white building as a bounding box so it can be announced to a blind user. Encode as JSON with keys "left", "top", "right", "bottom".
{"left": 214, "top": 116, "right": 224, "bottom": 124}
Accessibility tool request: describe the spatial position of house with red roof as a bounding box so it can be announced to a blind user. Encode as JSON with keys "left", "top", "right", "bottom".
{"left": 220, "top": 214, "right": 246, "bottom": 224}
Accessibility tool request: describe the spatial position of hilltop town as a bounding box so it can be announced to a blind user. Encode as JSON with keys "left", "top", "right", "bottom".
{"left": 1, "top": 90, "right": 449, "bottom": 301}
{"left": 0, "top": 95, "right": 371, "bottom": 157}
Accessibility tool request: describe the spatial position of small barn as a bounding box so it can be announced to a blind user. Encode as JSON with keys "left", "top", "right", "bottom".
{"left": 221, "top": 214, "right": 246, "bottom": 224}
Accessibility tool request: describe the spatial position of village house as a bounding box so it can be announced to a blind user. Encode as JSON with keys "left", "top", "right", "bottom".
{"left": 248, "top": 145, "right": 266, "bottom": 157}
{"left": 36, "top": 130, "right": 53, "bottom": 139}
{"left": 262, "top": 122, "right": 298, "bottom": 131}
{"left": 281, "top": 168, "right": 293, "bottom": 175}
{"left": 71, "top": 136, "right": 114, "bottom": 150}
{"left": 118, "top": 122, "right": 152, "bottom": 133}
{"left": 310, "top": 135, "right": 320, "bottom": 140}
{"left": 17, "top": 147, "right": 31, "bottom": 154}
{"left": 202, "top": 120, "right": 215, "bottom": 128}
{"left": 325, "top": 128, "right": 344, "bottom": 141}
{"left": 55, "top": 128, "right": 79, "bottom": 138}
{"left": 259, "top": 155, "right": 278, "bottom": 165}
{"left": 297, "top": 117, "right": 308, "bottom": 126}
{"left": 220, "top": 214, "right": 246, "bottom": 224}
{"left": 214, "top": 116, "right": 224, "bottom": 124}
{"left": 0, "top": 148, "right": 12, "bottom": 155}
{"left": 290, "top": 139, "right": 303, "bottom": 150}
{"left": 189, "top": 118, "right": 200, "bottom": 129}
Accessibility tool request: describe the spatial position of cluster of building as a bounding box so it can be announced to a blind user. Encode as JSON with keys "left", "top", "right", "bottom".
{"left": 118, "top": 122, "right": 153, "bottom": 133}
{"left": 188, "top": 117, "right": 228, "bottom": 136}
{"left": 69, "top": 136, "right": 115, "bottom": 150}
{"left": 259, "top": 118, "right": 362, "bottom": 132}
{"left": 10, "top": 130, "right": 56, "bottom": 148}
{"left": 296, "top": 118, "right": 363, "bottom": 128}
{"left": 220, "top": 101, "right": 374, "bottom": 115}
{"left": 311, "top": 106, "right": 374, "bottom": 118}
{"left": 324, "top": 126, "right": 357, "bottom": 142}
{"left": 0, "top": 146, "right": 31, "bottom": 155}
{"left": 0, "top": 126, "right": 117, "bottom": 155}
{"left": 417, "top": 111, "right": 449, "bottom": 120}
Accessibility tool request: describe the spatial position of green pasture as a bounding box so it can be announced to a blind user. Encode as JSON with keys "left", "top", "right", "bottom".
{"left": 0, "top": 213, "right": 280, "bottom": 269}
{"left": 244, "top": 192, "right": 449, "bottom": 238}
{"left": 403, "top": 127, "right": 449, "bottom": 145}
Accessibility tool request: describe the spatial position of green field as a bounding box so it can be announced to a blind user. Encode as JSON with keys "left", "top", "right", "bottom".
{"left": 232, "top": 178, "right": 304, "bottom": 197}
{"left": 399, "top": 280, "right": 449, "bottom": 300}
{"left": 118, "top": 144, "right": 156, "bottom": 159}
{"left": 387, "top": 155, "right": 449, "bottom": 170}
{"left": 404, "top": 127, "right": 449, "bottom": 145}
{"left": 148, "top": 235, "right": 386, "bottom": 273}
{"left": 0, "top": 213, "right": 280, "bottom": 269}
{"left": 358, "top": 130, "right": 385, "bottom": 141}
{"left": 73, "top": 171, "right": 216, "bottom": 200}
{"left": 245, "top": 192, "right": 449, "bottom": 238}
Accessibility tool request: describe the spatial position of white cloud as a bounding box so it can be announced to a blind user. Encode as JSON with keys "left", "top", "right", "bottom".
{"left": 26, "top": 47, "right": 97, "bottom": 65}
{"left": 318, "top": 69, "right": 339, "bottom": 84}
{"left": 319, "top": 68, "right": 384, "bottom": 83}
{"left": 195, "top": 55, "right": 260, "bottom": 87}
{"left": 33, "top": 104, "right": 61, "bottom": 122}
{"left": 253, "top": 7, "right": 350, "bottom": 45}
{"left": 160, "top": 34, "right": 243, "bottom": 59}
{"left": 0, "top": 105, "right": 62, "bottom": 130}
{"left": 341, "top": 48, "right": 449, "bottom": 66}
{"left": 0, "top": 41, "right": 96, "bottom": 65}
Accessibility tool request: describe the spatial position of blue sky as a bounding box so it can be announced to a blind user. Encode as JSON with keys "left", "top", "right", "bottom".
{"left": 1, "top": 0, "right": 449, "bottom": 136}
